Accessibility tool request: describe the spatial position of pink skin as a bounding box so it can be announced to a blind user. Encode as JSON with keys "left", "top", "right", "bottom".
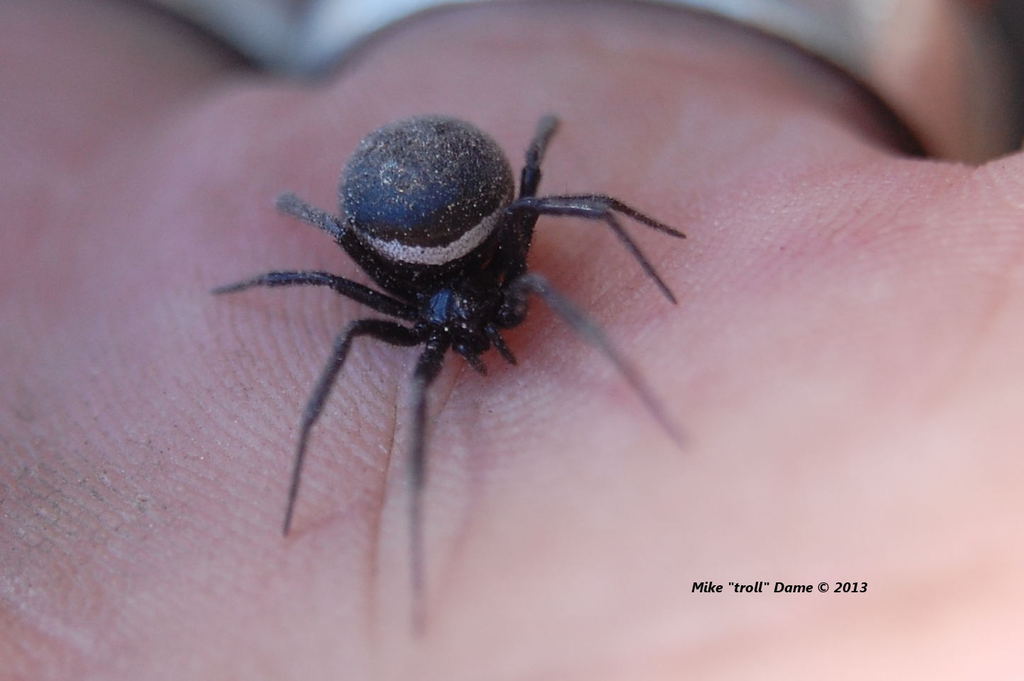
{"left": 2, "top": 1, "right": 1023, "bottom": 679}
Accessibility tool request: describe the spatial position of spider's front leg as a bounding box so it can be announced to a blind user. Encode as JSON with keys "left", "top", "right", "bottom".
{"left": 212, "top": 270, "right": 417, "bottom": 321}
{"left": 284, "top": 319, "right": 424, "bottom": 535}
{"left": 407, "top": 335, "right": 449, "bottom": 629}
{"left": 506, "top": 195, "right": 685, "bottom": 304}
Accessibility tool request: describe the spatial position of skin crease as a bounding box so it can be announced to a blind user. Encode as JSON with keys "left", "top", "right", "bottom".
{"left": 1, "top": 0, "right": 1023, "bottom": 679}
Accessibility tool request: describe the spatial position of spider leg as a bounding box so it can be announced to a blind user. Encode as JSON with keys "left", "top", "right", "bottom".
{"left": 506, "top": 195, "right": 683, "bottom": 304}
{"left": 283, "top": 319, "right": 423, "bottom": 536}
{"left": 276, "top": 192, "right": 346, "bottom": 242}
{"left": 408, "top": 335, "right": 450, "bottom": 630}
{"left": 539, "top": 194, "right": 686, "bottom": 239}
{"left": 496, "top": 116, "right": 562, "bottom": 284}
{"left": 507, "top": 272, "right": 684, "bottom": 448}
{"left": 212, "top": 270, "right": 417, "bottom": 321}
{"left": 485, "top": 324, "right": 517, "bottom": 365}
{"left": 459, "top": 350, "right": 488, "bottom": 375}
{"left": 520, "top": 115, "right": 560, "bottom": 198}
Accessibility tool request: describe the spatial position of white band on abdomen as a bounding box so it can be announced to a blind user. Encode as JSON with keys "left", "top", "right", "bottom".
{"left": 359, "top": 204, "right": 504, "bottom": 266}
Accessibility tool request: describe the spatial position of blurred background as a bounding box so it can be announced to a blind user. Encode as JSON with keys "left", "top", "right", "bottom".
{"left": 142, "top": 0, "right": 1024, "bottom": 75}
{"left": 141, "top": 0, "right": 1024, "bottom": 160}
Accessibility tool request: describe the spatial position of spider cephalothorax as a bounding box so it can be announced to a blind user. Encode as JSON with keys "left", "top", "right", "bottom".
{"left": 214, "top": 114, "right": 684, "bottom": 618}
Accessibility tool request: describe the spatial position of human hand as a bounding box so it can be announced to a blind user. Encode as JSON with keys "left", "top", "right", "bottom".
{"left": 2, "top": 2, "right": 1021, "bottom": 679}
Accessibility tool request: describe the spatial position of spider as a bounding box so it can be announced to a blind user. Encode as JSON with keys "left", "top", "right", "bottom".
{"left": 214, "top": 114, "right": 684, "bottom": 612}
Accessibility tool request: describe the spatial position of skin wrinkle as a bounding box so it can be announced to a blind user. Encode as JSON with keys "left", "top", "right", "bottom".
{"left": 780, "top": 157, "right": 1024, "bottom": 424}
{"left": 419, "top": 339, "right": 491, "bottom": 622}
{"left": 363, "top": 344, "right": 425, "bottom": 641}
{"left": 364, "top": 371, "right": 401, "bottom": 648}
{"left": 916, "top": 169, "right": 1024, "bottom": 414}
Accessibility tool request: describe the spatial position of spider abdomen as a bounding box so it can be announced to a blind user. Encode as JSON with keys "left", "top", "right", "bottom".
{"left": 341, "top": 115, "right": 514, "bottom": 267}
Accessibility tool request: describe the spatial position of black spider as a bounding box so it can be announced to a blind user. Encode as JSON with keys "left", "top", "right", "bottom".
{"left": 214, "top": 114, "right": 684, "bottom": 612}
